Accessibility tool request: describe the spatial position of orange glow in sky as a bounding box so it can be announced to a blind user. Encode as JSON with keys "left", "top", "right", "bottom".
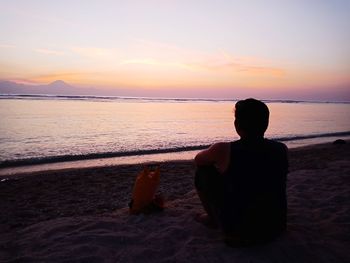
{"left": 0, "top": 1, "right": 349, "bottom": 100}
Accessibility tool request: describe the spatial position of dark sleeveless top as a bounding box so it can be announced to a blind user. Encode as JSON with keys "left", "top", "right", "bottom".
{"left": 219, "top": 138, "right": 288, "bottom": 240}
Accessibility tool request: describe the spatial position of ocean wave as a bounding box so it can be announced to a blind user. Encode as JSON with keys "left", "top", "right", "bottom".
{"left": 274, "top": 131, "right": 350, "bottom": 141}
{"left": 1, "top": 131, "right": 349, "bottom": 168}
{"left": 0, "top": 94, "right": 234, "bottom": 103}
{"left": 1, "top": 94, "right": 349, "bottom": 104}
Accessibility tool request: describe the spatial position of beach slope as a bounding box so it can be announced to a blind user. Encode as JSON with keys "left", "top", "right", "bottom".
{"left": 1, "top": 142, "right": 349, "bottom": 262}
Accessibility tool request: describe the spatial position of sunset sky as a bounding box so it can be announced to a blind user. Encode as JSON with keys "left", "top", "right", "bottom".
{"left": 0, "top": 0, "right": 349, "bottom": 100}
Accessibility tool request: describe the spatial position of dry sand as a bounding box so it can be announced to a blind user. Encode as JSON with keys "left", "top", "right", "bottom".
{"left": 0, "top": 141, "right": 349, "bottom": 262}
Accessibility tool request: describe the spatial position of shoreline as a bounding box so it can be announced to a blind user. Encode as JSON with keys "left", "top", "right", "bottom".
{"left": 1, "top": 136, "right": 350, "bottom": 177}
{"left": 1, "top": 141, "right": 349, "bottom": 262}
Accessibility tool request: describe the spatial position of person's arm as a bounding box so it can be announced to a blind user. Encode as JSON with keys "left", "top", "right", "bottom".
{"left": 194, "top": 142, "right": 230, "bottom": 173}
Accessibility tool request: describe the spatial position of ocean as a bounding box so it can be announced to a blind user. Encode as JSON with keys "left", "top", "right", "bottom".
{"left": 0, "top": 95, "right": 349, "bottom": 172}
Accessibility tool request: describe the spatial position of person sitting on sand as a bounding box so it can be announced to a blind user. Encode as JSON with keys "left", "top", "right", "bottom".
{"left": 194, "top": 98, "right": 288, "bottom": 246}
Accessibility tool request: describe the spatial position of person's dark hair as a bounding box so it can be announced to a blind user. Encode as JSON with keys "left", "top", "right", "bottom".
{"left": 235, "top": 98, "right": 269, "bottom": 137}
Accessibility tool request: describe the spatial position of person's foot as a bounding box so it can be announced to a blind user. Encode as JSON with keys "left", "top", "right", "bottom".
{"left": 194, "top": 213, "right": 219, "bottom": 229}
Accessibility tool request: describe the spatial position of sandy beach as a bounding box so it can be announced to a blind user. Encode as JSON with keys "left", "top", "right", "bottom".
{"left": 0, "top": 141, "right": 349, "bottom": 262}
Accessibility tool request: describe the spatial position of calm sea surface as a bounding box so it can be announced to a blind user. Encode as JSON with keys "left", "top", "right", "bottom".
{"left": 0, "top": 96, "right": 349, "bottom": 167}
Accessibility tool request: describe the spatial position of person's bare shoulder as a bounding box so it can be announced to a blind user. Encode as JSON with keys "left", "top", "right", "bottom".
{"left": 194, "top": 142, "right": 230, "bottom": 167}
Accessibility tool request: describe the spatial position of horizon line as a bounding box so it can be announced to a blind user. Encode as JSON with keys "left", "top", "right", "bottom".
{"left": 1, "top": 93, "right": 349, "bottom": 104}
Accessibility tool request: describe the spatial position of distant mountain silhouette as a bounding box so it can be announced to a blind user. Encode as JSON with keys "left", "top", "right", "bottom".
{"left": 0, "top": 80, "right": 98, "bottom": 95}
{"left": 48, "top": 80, "right": 71, "bottom": 88}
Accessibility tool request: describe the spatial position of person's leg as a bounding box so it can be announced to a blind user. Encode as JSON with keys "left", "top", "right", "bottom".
{"left": 194, "top": 165, "right": 223, "bottom": 228}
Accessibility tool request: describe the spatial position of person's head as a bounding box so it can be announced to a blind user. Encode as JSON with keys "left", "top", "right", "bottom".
{"left": 234, "top": 98, "right": 269, "bottom": 138}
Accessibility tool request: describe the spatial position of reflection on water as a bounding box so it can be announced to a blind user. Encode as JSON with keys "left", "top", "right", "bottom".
{"left": 0, "top": 98, "right": 349, "bottom": 163}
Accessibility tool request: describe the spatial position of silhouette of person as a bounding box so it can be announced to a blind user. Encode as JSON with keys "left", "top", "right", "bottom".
{"left": 194, "top": 98, "right": 288, "bottom": 246}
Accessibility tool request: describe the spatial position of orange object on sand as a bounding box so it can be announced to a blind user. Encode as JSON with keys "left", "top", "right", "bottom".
{"left": 130, "top": 166, "right": 160, "bottom": 214}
